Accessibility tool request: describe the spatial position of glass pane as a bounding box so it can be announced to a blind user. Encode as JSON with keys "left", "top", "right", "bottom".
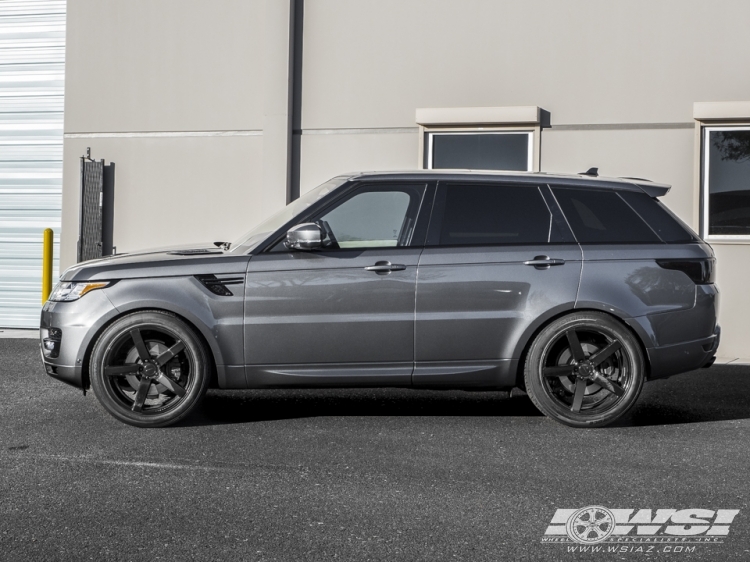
{"left": 320, "top": 190, "right": 413, "bottom": 248}
{"left": 431, "top": 133, "right": 529, "bottom": 171}
{"left": 707, "top": 129, "right": 750, "bottom": 236}
{"left": 552, "top": 188, "right": 661, "bottom": 244}
{"left": 439, "top": 184, "right": 550, "bottom": 245}
{"left": 618, "top": 190, "right": 695, "bottom": 243}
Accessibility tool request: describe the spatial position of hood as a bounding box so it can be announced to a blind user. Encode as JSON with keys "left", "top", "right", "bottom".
{"left": 61, "top": 243, "right": 251, "bottom": 282}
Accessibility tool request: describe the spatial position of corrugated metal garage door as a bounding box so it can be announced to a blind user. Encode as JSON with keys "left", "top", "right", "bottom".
{"left": 0, "top": 0, "right": 64, "bottom": 328}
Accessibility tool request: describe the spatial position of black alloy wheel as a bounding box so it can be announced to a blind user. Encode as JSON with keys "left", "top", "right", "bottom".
{"left": 524, "top": 312, "right": 645, "bottom": 428}
{"left": 89, "top": 311, "right": 210, "bottom": 427}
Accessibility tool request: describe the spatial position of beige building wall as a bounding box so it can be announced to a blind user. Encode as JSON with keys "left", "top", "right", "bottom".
{"left": 61, "top": 0, "right": 280, "bottom": 268}
{"left": 62, "top": 0, "right": 750, "bottom": 357}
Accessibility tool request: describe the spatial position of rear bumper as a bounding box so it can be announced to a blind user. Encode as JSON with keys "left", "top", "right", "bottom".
{"left": 647, "top": 324, "right": 720, "bottom": 380}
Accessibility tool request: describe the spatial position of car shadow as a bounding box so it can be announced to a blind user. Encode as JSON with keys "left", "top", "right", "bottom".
{"left": 183, "top": 364, "right": 750, "bottom": 428}
{"left": 621, "top": 364, "right": 750, "bottom": 427}
{"left": 186, "top": 388, "right": 542, "bottom": 426}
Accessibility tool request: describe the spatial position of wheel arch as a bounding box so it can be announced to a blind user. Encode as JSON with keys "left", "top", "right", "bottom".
{"left": 81, "top": 306, "right": 220, "bottom": 391}
{"left": 512, "top": 306, "right": 653, "bottom": 388}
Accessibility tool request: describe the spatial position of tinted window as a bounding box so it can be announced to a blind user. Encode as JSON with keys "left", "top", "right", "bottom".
{"left": 552, "top": 187, "right": 661, "bottom": 244}
{"left": 430, "top": 133, "right": 530, "bottom": 171}
{"left": 437, "top": 184, "right": 551, "bottom": 245}
{"left": 618, "top": 190, "right": 695, "bottom": 243}
{"left": 706, "top": 128, "right": 750, "bottom": 236}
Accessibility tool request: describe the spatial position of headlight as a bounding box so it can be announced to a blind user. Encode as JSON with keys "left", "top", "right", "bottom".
{"left": 48, "top": 281, "right": 110, "bottom": 302}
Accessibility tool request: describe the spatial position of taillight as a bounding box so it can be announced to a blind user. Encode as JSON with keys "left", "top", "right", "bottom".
{"left": 656, "top": 258, "right": 715, "bottom": 284}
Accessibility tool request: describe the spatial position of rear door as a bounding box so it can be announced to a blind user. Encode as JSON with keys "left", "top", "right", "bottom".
{"left": 414, "top": 181, "right": 582, "bottom": 387}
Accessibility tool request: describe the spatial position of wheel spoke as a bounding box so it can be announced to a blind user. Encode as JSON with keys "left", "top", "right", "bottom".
{"left": 155, "top": 373, "right": 186, "bottom": 397}
{"left": 571, "top": 377, "right": 586, "bottom": 412}
{"left": 589, "top": 341, "right": 622, "bottom": 367}
{"left": 591, "top": 373, "right": 625, "bottom": 397}
{"left": 131, "top": 377, "right": 152, "bottom": 412}
{"left": 154, "top": 341, "right": 185, "bottom": 367}
{"left": 566, "top": 329, "right": 587, "bottom": 362}
{"left": 543, "top": 365, "right": 575, "bottom": 377}
{"left": 103, "top": 364, "right": 140, "bottom": 377}
{"left": 129, "top": 328, "right": 152, "bottom": 362}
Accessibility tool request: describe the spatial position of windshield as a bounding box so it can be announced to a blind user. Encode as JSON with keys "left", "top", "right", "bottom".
{"left": 229, "top": 176, "right": 349, "bottom": 252}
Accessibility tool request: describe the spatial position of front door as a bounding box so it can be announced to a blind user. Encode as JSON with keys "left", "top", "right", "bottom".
{"left": 414, "top": 181, "right": 583, "bottom": 387}
{"left": 244, "top": 181, "right": 431, "bottom": 386}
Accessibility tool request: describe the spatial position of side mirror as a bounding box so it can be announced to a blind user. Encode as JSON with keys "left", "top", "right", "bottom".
{"left": 285, "top": 223, "right": 323, "bottom": 251}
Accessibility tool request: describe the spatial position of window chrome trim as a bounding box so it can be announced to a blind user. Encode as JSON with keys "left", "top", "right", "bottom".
{"left": 702, "top": 125, "right": 750, "bottom": 241}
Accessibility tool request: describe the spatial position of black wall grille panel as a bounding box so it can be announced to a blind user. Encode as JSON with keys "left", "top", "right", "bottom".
{"left": 78, "top": 158, "right": 104, "bottom": 262}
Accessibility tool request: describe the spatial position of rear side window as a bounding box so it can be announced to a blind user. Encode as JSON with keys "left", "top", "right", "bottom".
{"left": 552, "top": 187, "right": 661, "bottom": 244}
{"left": 435, "top": 184, "right": 551, "bottom": 245}
{"left": 618, "top": 190, "right": 696, "bottom": 243}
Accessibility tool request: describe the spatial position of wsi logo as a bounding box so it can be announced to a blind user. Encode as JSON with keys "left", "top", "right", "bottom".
{"left": 543, "top": 507, "right": 740, "bottom": 544}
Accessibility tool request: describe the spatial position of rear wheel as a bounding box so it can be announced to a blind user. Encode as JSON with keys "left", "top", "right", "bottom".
{"left": 524, "top": 312, "right": 645, "bottom": 428}
{"left": 90, "top": 311, "right": 210, "bottom": 428}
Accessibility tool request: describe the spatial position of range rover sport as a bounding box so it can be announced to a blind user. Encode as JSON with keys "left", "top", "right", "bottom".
{"left": 40, "top": 171, "right": 719, "bottom": 428}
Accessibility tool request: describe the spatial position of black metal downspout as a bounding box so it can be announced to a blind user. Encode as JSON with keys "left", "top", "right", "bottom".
{"left": 288, "top": 0, "right": 304, "bottom": 203}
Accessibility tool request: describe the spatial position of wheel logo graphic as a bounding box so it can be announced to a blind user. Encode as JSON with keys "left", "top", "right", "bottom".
{"left": 566, "top": 506, "right": 616, "bottom": 544}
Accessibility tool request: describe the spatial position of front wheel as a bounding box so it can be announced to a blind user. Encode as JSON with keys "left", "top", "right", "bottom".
{"left": 90, "top": 311, "right": 210, "bottom": 428}
{"left": 524, "top": 312, "right": 645, "bottom": 428}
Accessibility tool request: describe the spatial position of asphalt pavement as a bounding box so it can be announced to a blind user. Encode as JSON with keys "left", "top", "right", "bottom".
{"left": 2, "top": 338, "right": 750, "bottom": 561}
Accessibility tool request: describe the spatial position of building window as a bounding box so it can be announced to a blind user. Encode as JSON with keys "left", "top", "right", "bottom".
{"left": 424, "top": 131, "right": 533, "bottom": 171}
{"left": 416, "top": 106, "right": 543, "bottom": 172}
{"left": 702, "top": 126, "right": 750, "bottom": 239}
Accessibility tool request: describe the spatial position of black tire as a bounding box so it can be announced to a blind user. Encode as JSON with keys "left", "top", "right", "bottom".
{"left": 524, "top": 312, "right": 645, "bottom": 428}
{"left": 90, "top": 311, "right": 210, "bottom": 428}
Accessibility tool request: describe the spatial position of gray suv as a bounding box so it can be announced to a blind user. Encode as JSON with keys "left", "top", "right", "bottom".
{"left": 40, "top": 171, "right": 720, "bottom": 428}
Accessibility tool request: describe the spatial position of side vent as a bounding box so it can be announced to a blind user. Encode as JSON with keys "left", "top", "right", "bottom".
{"left": 195, "top": 274, "right": 244, "bottom": 296}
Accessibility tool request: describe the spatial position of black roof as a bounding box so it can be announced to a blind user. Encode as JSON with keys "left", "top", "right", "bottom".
{"left": 339, "top": 170, "right": 671, "bottom": 198}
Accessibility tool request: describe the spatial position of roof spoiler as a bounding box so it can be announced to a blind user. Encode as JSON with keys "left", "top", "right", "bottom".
{"left": 620, "top": 177, "right": 671, "bottom": 198}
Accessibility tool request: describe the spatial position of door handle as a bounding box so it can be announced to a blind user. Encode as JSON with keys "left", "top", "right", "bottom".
{"left": 523, "top": 255, "right": 565, "bottom": 269}
{"left": 364, "top": 261, "right": 407, "bottom": 274}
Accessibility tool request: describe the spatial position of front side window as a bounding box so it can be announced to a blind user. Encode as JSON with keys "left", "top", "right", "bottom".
{"left": 431, "top": 183, "right": 551, "bottom": 246}
{"left": 703, "top": 126, "right": 750, "bottom": 239}
{"left": 314, "top": 184, "right": 425, "bottom": 249}
{"left": 425, "top": 132, "right": 533, "bottom": 171}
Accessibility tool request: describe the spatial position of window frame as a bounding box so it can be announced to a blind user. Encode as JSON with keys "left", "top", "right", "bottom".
{"left": 550, "top": 185, "right": 665, "bottom": 245}
{"left": 316, "top": 184, "right": 425, "bottom": 250}
{"left": 701, "top": 124, "right": 750, "bottom": 241}
{"left": 263, "top": 180, "right": 434, "bottom": 253}
{"left": 423, "top": 128, "right": 536, "bottom": 172}
{"left": 425, "top": 180, "right": 567, "bottom": 248}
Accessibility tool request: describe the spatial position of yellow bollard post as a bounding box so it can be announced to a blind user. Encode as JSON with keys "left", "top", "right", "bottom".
{"left": 42, "top": 228, "right": 53, "bottom": 303}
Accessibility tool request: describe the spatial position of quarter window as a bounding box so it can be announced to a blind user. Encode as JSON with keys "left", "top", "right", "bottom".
{"left": 552, "top": 188, "right": 661, "bottom": 244}
{"left": 702, "top": 126, "right": 750, "bottom": 239}
{"left": 618, "top": 190, "right": 695, "bottom": 243}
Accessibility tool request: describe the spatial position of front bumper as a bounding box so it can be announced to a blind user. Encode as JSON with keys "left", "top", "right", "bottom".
{"left": 40, "top": 290, "right": 119, "bottom": 389}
